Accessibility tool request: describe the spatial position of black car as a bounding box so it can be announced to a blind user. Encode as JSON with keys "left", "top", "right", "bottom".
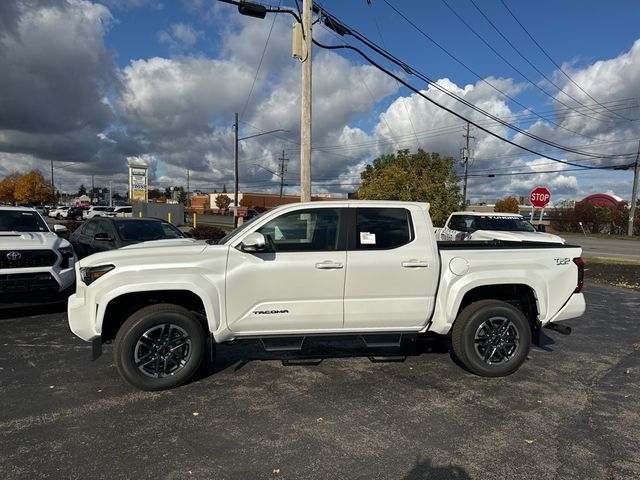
{"left": 66, "top": 206, "right": 86, "bottom": 221}
{"left": 69, "top": 217, "right": 188, "bottom": 259}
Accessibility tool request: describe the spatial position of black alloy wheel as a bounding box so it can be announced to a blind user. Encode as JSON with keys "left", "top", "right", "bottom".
{"left": 114, "top": 304, "right": 206, "bottom": 390}
{"left": 452, "top": 299, "right": 531, "bottom": 377}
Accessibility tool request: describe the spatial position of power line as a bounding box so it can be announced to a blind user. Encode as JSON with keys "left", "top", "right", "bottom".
{"left": 447, "top": 0, "right": 617, "bottom": 122}
{"left": 313, "top": 37, "right": 634, "bottom": 171}
{"left": 499, "top": 0, "right": 634, "bottom": 122}
{"left": 372, "top": 1, "right": 634, "bottom": 157}
{"left": 313, "top": 10, "right": 635, "bottom": 164}
{"left": 239, "top": 2, "right": 281, "bottom": 119}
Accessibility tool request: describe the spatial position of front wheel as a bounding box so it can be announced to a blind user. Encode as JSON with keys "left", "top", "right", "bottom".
{"left": 114, "top": 304, "right": 205, "bottom": 390}
{"left": 452, "top": 300, "right": 531, "bottom": 377}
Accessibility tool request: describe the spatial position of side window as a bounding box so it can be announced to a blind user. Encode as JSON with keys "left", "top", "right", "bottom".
{"left": 257, "top": 208, "right": 340, "bottom": 252}
{"left": 95, "top": 220, "right": 113, "bottom": 238}
{"left": 355, "top": 208, "right": 413, "bottom": 250}
{"left": 82, "top": 220, "right": 98, "bottom": 238}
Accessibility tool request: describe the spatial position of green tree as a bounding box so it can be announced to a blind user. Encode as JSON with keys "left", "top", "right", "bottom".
{"left": 77, "top": 184, "right": 87, "bottom": 196}
{"left": 14, "top": 170, "right": 55, "bottom": 204}
{"left": 357, "top": 149, "right": 461, "bottom": 226}
{"left": 215, "top": 194, "right": 231, "bottom": 211}
{"left": 178, "top": 190, "right": 188, "bottom": 205}
{"left": 494, "top": 197, "right": 520, "bottom": 213}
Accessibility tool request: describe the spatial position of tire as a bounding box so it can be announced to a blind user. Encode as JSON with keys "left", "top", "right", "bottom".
{"left": 113, "top": 304, "right": 205, "bottom": 391}
{"left": 75, "top": 214, "right": 82, "bottom": 221}
{"left": 451, "top": 299, "right": 531, "bottom": 377}
{"left": 56, "top": 214, "right": 61, "bottom": 219}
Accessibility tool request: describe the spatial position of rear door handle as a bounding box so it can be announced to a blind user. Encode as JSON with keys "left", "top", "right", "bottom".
{"left": 315, "top": 261, "right": 344, "bottom": 269}
{"left": 402, "top": 260, "right": 429, "bottom": 268}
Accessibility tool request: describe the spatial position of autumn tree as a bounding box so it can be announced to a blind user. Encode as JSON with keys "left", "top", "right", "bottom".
{"left": 215, "top": 194, "right": 231, "bottom": 211}
{"left": 0, "top": 173, "right": 21, "bottom": 204}
{"left": 494, "top": 197, "right": 520, "bottom": 213}
{"left": 357, "top": 149, "right": 461, "bottom": 226}
{"left": 14, "top": 170, "right": 54, "bottom": 204}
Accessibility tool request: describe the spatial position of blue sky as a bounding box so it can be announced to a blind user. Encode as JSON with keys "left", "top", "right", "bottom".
{"left": 1, "top": 0, "right": 639, "bottom": 204}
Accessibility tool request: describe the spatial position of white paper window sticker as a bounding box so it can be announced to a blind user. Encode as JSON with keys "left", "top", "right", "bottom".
{"left": 360, "top": 232, "right": 376, "bottom": 245}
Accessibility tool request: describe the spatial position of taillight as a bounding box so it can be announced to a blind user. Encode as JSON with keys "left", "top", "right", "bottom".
{"left": 573, "top": 257, "right": 585, "bottom": 293}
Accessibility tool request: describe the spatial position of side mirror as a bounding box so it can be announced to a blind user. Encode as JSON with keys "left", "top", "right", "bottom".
{"left": 53, "top": 224, "right": 67, "bottom": 233}
{"left": 240, "top": 232, "right": 266, "bottom": 252}
{"left": 183, "top": 231, "right": 193, "bottom": 238}
{"left": 536, "top": 224, "right": 546, "bottom": 232}
{"left": 94, "top": 232, "right": 112, "bottom": 242}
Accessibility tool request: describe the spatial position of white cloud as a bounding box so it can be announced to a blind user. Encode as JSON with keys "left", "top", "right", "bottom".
{"left": 157, "top": 23, "right": 202, "bottom": 51}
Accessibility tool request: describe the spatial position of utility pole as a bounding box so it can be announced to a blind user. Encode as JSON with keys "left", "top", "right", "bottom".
{"left": 186, "top": 169, "right": 190, "bottom": 206}
{"left": 279, "top": 149, "right": 288, "bottom": 203}
{"left": 461, "top": 122, "right": 474, "bottom": 208}
{"left": 91, "top": 175, "right": 95, "bottom": 201}
{"left": 628, "top": 140, "right": 640, "bottom": 236}
{"left": 299, "top": 0, "right": 312, "bottom": 202}
{"left": 233, "top": 112, "right": 239, "bottom": 228}
{"left": 50, "top": 160, "right": 55, "bottom": 199}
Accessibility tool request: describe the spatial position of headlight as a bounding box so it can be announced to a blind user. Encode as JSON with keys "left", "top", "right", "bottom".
{"left": 80, "top": 265, "right": 114, "bottom": 285}
{"left": 59, "top": 246, "right": 75, "bottom": 269}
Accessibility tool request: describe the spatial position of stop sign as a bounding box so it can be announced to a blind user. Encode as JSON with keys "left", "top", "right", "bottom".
{"left": 530, "top": 186, "right": 551, "bottom": 208}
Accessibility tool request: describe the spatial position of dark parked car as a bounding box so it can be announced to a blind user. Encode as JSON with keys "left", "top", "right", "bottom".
{"left": 69, "top": 217, "right": 188, "bottom": 259}
{"left": 66, "top": 206, "right": 86, "bottom": 221}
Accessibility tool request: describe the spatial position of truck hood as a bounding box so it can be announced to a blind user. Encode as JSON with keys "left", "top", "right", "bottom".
{"left": 467, "top": 230, "right": 565, "bottom": 244}
{"left": 78, "top": 239, "right": 217, "bottom": 268}
{"left": 0, "top": 231, "right": 71, "bottom": 250}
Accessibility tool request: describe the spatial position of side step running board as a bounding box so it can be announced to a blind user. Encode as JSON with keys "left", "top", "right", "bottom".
{"left": 360, "top": 333, "right": 404, "bottom": 348}
{"left": 260, "top": 337, "right": 305, "bottom": 352}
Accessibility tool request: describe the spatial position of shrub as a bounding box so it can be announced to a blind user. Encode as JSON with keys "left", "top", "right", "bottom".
{"left": 189, "top": 225, "right": 227, "bottom": 241}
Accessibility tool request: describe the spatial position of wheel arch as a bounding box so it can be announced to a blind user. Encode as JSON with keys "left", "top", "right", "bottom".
{"left": 101, "top": 290, "right": 211, "bottom": 343}
{"left": 455, "top": 283, "right": 540, "bottom": 342}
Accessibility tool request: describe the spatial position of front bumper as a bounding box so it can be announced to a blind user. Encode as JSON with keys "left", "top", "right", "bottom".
{"left": 68, "top": 291, "right": 100, "bottom": 342}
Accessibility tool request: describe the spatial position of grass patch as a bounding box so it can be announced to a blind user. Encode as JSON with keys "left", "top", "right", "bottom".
{"left": 584, "top": 256, "right": 640, "bottom": 266}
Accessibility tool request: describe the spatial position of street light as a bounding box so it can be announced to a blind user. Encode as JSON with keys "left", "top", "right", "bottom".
{"left": 233, "top": 111, "right": 287, "bottom": 227}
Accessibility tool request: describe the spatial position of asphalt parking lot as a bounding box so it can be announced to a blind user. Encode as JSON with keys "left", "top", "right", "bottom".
{"left": 1, "top": 283, "right": 639, "bottom": 480}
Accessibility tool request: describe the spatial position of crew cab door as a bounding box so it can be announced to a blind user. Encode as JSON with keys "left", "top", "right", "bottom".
{"left": 343, "top": 206, "right": 439, "bottom": 330}
{"left": 225, "top": 207, "right": 346, "bottom": 334}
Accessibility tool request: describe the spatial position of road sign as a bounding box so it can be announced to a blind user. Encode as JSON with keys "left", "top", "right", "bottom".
{"left": 530, "top": 187, "right": 551, "bottom": 208}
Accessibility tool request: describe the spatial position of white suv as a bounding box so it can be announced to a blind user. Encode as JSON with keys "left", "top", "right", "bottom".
{"left": 0, "top": 206, "right": 77, "bottom": 303}
{"left": 84, "top": 206, "right": 112, "bottom": 219}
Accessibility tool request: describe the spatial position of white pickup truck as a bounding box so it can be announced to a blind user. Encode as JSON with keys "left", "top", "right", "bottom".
{"left": 68, "top": 201, "right": 585, "bottom": 390}
{"left": 437, "top": 211, "right": 565, "bottom": 243}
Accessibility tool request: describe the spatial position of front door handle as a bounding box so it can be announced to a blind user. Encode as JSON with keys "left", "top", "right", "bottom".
{"left": 402, "top": 260, "right": 429, "bottom": 268}
{"left": 315, "top": 261, "right": 344, "bottom": 269}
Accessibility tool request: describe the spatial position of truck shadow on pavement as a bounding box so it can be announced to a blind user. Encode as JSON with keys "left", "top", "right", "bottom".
{"left": 402, "top": 456, "right": 471, "bottom": 480}
{"left": 189, "top": 331, "right": 558, "bottom": 384}
{"left": 0, "top": 300, "right": 67, "bottom": 319}
{"left": 189, "top": 335, "right": 454, "bottom": 383}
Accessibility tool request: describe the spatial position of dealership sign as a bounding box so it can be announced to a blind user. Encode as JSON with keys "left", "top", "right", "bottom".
{"left": 128, "top": 164, "right": 148, "bottom": 202}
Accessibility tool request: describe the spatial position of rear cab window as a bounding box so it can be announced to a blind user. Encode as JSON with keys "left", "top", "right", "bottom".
{"left": 353, "top": 208, "right": 414, "bottom": 250}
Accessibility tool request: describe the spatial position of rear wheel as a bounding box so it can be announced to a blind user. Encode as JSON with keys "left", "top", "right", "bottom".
{"left": 114, "top": 304, "right": 205, "bottom": 390}
{"left": 452, "top": 300, "right": 531, "bottom": 377}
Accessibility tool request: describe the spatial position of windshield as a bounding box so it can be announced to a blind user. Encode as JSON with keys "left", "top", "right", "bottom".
{"left": 475, "top": 215, "right": 536, "bottom": 232}
{"left": 449, "top": 215, "right": 536, "bottom": 233}
{"left": 115, "top": 220, "right": 186, "bottom": 241}
{"left": 0, "top": 210, "right": 50, "bottom": 232}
